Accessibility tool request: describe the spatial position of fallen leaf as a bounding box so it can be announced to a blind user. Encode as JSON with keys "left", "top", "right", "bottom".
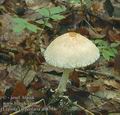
{"left": 79, "top": 77, "right": 87, "bottom": 86}
{"left": 87, "top": 79, "right": 105, "bottom": 93}
{"left": 108, "top": 30, "right": 120, "bottom": 41}
{"left": 42, "top": 63, "right": 63, "bottom": 73}
{"left": 5, "top": 77, "right": 17, "bottom": 86}
{"left": 67, "top": 88, "right": 90, "bottom": 102}
{"left": 31, "top": 80, "right": 45, "bottom": 90}
{"left": 31, "top": 90, "right": 45, "bottom": 99}
{"left": 23, "top": 70, "right": 36, "bottom": 86}
{"left": 104, "top": 80, "right": 120, "bottom": 90}
{"left": 98, "top": 101, "right": 120, "bottom": 113}
{"left": 88, "top": 27, "right": 105, "bottom": 38}
{"left": 78, "top": 27, "right": 89, "bottom": 37}
{"left": 25, "top": 0, "right": 53, "bottom": 10}
{"left": 95, "top": 90, "right": 119, "bottom": 100}
{"left": 0, "top": 90, "right": 4, "bottom": 96}
{"left": 12, "top": 82, "right": 27, "bottom": 97}
{"left": 0, "top": 69, "right": 8, "bottom": 80}
{"left": 69, "top": 70, "right": 80, "bottom": 87}
{"left": 48, "top": 107, "right": 62, "bottom": 115}
{"left": 87, "top": 83, "right": 101, "bottom": 93}
{"left": 91, "top": 1, "right": 105, "bottom": 15}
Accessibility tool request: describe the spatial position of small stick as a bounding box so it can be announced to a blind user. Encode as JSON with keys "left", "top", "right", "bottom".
{"left": 73, "top": 102, "right": 95, "bottom": 115}
{"left": 62, "top": 96, "right": 95, "bottom": 115}
{"left": 10, "top": 99, "right": 46, "bottom": 115}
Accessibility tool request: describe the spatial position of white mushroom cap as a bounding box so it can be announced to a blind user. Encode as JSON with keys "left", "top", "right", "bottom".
{"left": 44, "top": 32, "right": 100, "bottom": 69}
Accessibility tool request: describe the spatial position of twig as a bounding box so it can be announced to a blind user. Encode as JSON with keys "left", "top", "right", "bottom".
{"left": 63, "top": 96, "right": 95, "bottom": 115}
{"left": 108, "top": 17, "right": 120, "bottom": 22}
{"left": 78, "top": 69, "right": 120, "bottom": 81}
{"left": 73, "top": 102, "right": 95, "bottom": 115}
{"left": 10, "top": 99, "right": 46, "bottom": 115}
{"left": 84, "top": 19, "right": 97, "bottom": 33}
{"left": 48, "top": 94, "right": 96, "bottom": 115}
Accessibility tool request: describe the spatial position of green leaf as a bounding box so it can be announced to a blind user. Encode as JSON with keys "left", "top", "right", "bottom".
{"left": 36, "top": 8, "right": 50, "bottom": 17}
{"left": 84, "top": 0, "right": 92, "bottom": 8}
{"left": 26, "top": 23, "right": 39, "bottom": 33}
{"left": 36, "top": 20, "right": 53, "bottom": 28}
{"left": 98, "top": 46, "right": 106, "bottom": 49}
{"left": 36, "top": 20, "right": 44, "bottom": 24}
{"left": 94, "top": 39, "right": 119, "bottom": 60}
{"left": 94, "top": 40, "right": 106, "bottom": 44}
{"left": 50, "top": 6, "right": 66, "bottom": 15}
{"left": 102, "top": 50, "right": 111, "bottom": 60}
{"left": 12, "top": 17, "right": 39, "bottom": 33}
{"left": 51, "top": 14, "right": 65, "bottom": 20}
{"left": 45, "top": 22, "right": 53, "bottom": 28}
{"left": 13, "top": 18, "right": 27, "bottom": 26}
{"left": 110, "top": 42, "right": 120, "bottom": 47}
{"left": 13, "top": 25, "right": 25, "bottom": 33}
{"left": 111, "top": 48, "right": 118, "bottom": 54}
{"left": 36, "top": 6, "right": 66, "bottom": 28}
{"left": 106, "top": 49, "right": 116, "bottom": 57}
{"left": 36, "top": 6, "right": 66, "bottom": 18}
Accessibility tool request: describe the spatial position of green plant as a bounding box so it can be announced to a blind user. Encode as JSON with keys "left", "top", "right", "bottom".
{"left": 68, "top": 0, "right": 81, "bottom": 4}
{"left": 36, "top": 6, "right": 66, "bottom": 28}
{"left": 11, "top": 6, "right": 66, "bottom": 33}
{"left": 67, "top": 0, "right": 92, "bottom": 7}
{"left": 12, "top": 17, "right": 39, "bottom": 33}
{"left": 93, "top": 39, "right": 120, "bottom": 60}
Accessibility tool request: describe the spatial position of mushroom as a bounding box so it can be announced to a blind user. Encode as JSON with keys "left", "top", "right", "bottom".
{"left": 44, "top": 32, "right": 100, "bottom": 94}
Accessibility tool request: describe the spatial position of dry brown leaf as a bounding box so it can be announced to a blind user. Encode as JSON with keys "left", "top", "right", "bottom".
{"left": 108, "top": 30, "right": 120, "bottom": 41}
{"left": 78, "top": 27, "right": 89, "bottom": 37}
{"left": 87, "top": 83, "right": 101, "bottom": 93}
{"left": 95, "top": 90, "right": 120, "bottom": 100}
{"left": 0, "top": 69, "right": 8, "bottom": 80}
{"left": 88, "top": 27, "right": 105, "bottom": 38}
{"left": 98, "top": 101, "right": 120, "bottom": 113}
{"left": 0, "top": 90, "right": 4, "bottom": 96}
{"left": 69, "top": 70, "right": 80, "bottom": 87}
{"left": 12, "top": 82, "right": 27, "bottom": 97}
{"left": 104, "top": 80, "right": 120, "bottom": 90}
{"left": 91, "top": 1, "right": 105, "bottom": 15}
{"left": 69, "top": 71, "right": 80, "bottom": 87}
{"left": 5, "top": 77, "right": 17, "bottom": 86}
{"left": 31, "top": 80, "right": 45, "bottom": 90}
{"left": 42, "top": 63, "right": 63, "bottom": 73}
{"left": 31, "top": 90, "right": 45, "bottom": 99}
{"left": 87, "top": 79, "right": 105, "bottom": 93}
{"left": 23, "top": 70, "right": 36, "bottom": 86}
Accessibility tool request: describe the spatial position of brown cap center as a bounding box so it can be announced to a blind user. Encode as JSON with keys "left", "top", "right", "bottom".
{"left": 68, "top": 32, "right": 77, "bottom": 38}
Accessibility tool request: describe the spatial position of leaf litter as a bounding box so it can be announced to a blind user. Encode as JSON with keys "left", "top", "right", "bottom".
{"left": 0, "top": 0, "right": 120, "bottom": 115}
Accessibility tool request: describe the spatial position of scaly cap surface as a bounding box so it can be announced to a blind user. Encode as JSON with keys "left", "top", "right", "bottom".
{"left": 44, "top": 32, "right": 100, "bottom": 68}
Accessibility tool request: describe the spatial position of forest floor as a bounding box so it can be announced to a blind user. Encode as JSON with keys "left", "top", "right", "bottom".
{"left": 0, "top": 0, "right": 120, "bottom": 115}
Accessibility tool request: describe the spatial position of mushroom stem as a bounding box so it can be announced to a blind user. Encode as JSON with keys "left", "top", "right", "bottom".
{"left": 56, "top": 69, "right": 72, "bottom": 94}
